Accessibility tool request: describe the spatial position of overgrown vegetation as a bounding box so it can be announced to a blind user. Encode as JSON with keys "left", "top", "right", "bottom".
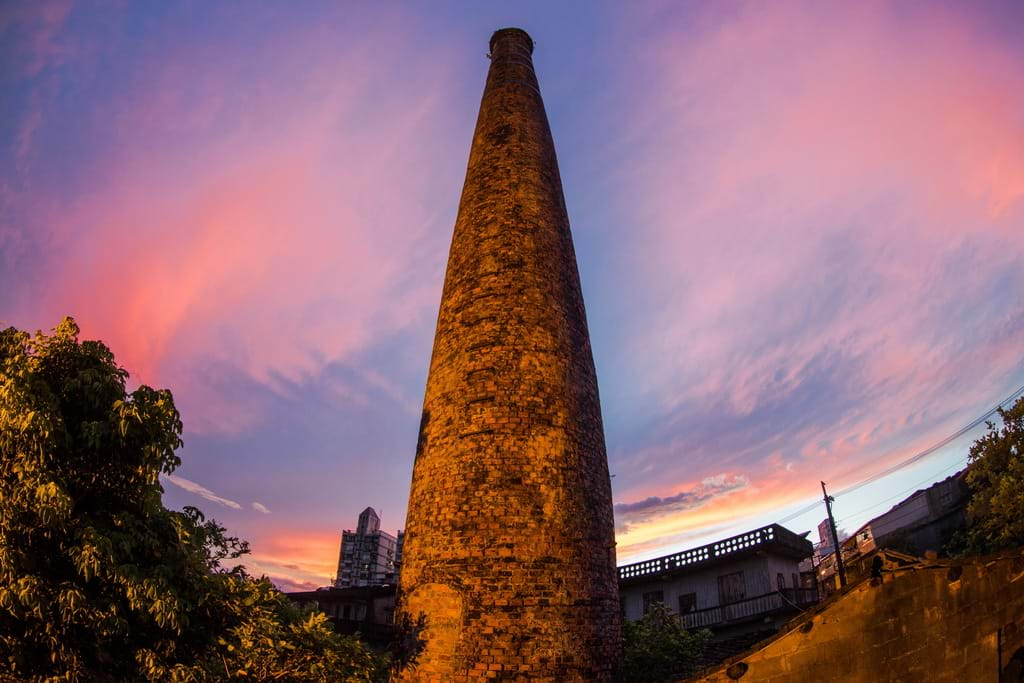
{"left": 0, "top": 318, "right": 392, "bottom": 681}
{"left": 949, "top": 395, "right": 1024, "bottom": 556}
{"left": 618, "top": 602, "right": 710, "bottom": 683}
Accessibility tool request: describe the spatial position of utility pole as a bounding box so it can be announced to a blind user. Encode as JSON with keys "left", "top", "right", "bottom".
{"left": 821, "top": 481, "right": 848, "bottom": 589}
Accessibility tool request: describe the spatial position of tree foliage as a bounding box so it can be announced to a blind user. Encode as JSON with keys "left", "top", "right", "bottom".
{"left": 0, "top": 318, "right": 388, "bottom": 681}
{"left": 618, "top": 602, "right": 710, "bottom": 683}
{"left": 954, "top": 396, "right": 1024, "bottom": 555}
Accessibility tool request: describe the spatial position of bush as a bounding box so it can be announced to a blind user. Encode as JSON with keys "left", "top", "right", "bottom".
{"left": 619, "top": 603, "right": 710, "bottom": 683}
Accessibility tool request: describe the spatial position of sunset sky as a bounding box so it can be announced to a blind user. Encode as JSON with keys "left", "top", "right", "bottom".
{"left": 3, "top": 0, "right": 1023, "bottom": 591}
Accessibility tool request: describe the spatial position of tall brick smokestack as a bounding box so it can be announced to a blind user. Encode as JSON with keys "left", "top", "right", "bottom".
{"left": 395, "top": 28, "right": 620, "bottom": 681}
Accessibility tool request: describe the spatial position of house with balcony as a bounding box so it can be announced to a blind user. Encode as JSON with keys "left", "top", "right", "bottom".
{"left": 618, "top": 524, "right": 817, "bottom": 640}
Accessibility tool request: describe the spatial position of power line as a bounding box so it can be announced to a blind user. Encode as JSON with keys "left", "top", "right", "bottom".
{"left": 834, "top": 457, "right": 968, "bottom": 527}
{"left": 831, "top": 381, "right": 1024, "bottom": 498}
{"left": 776, "top": 500, "right": 828, "bottom": 526}
{"left": 836, "top": 500, "right": 936, "bottom": 534}
{"left": 775, "top": 381, "right": 1024, "bottom": 527}
{"left": 821, "top": 481, "right": 847, "bottom": 587}
{"left": 837, "top": 492, "right": 942, "bottom": 532}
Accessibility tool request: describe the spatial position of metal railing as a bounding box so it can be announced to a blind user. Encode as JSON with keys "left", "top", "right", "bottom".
{"left": 619, "top": 526, "right": 785, "bottom": 581}
{"left": 679, "top": 588, "right": 818, "bottom": 629}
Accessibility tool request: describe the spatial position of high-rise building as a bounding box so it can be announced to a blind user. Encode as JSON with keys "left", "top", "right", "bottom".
{"left": 335, "top": 507, "right": 404, "bottom": 588}
{"left": 395, "top": 27, "right": 620, "bottom": 681}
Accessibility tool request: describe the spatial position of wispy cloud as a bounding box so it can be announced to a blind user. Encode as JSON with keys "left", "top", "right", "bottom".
{"left": 604, "top": 0, "right": 1024, "bottom": 555}
{"left": 6, "top": 1, "right": 1024, "bottom": 587}
{"left": 0, "top": 0, "right": 77, "bottom": 81}
{"left": 3, "top": 5, "right": 462, "bottom": 437}
{"left": 252, "top": 502, "right": 272, "bottom": 515}
{"left": 615, "top": 474, "right": 749, "bottom": 535}
{"left": 163, "top": 473, "right": 241, "bottom": 510}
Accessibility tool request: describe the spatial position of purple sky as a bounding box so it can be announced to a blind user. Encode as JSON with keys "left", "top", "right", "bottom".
{"left": 3, "top": 1, "right": 1023, "bottom": 591}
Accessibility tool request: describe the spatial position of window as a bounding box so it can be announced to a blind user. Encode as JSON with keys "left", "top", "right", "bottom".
{"left": 342, "top": 605, "right": 351, "bottom": 620}
{"left": 792, "top": 573, "right": 800, "bottom": 589}
{"left": 777, "top": 573, "right": 785, "bottom": 591}
{"left": 678, "top": 593, "right": 696, "bottom": 613}
{"left": 717, "top": 571, "right": 746, "bottom": 605}
{"left": 642, "top": 590, "right": 664, "bottom": 614}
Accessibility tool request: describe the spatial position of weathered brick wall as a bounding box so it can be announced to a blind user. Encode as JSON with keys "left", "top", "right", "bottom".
{"left": 394, "top": 28, "right": 621, "bottom": 682}
{"left": 692, "top": 550, "right": 1024, "bottom": 682}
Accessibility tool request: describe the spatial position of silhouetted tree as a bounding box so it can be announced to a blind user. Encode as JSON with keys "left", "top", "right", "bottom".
{"left": 950, "top": 396, "right": 1024, "bottom": 556}
{"left": 0, "top": 318, "right": 389, "bottom": 681}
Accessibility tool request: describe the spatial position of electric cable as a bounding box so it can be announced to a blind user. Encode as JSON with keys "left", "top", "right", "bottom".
{"left": 774, "top": 381, "right": 1024, "bottom": 527}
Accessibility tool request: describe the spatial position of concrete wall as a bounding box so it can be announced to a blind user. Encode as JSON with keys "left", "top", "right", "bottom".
{"left": 692, "top": 550, "right": 1024, "bottom": 682}
{"left": 872, "top": 491, "right": 931, "bottom": 538}
{"left": 621, "top": 556, "right": 775, "bottom": 621}
{"left": 764, "top": 556, "right": 801, "bottom": 592}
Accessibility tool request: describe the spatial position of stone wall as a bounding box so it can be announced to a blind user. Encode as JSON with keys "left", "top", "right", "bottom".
{"left": 395, "top": 27, "right": 620, "bottom": 682}
{"left": 692, "top": 549, "right": 1024, "bottom": 682}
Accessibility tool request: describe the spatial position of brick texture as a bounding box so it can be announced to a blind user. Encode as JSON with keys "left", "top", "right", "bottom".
{"left": 394, "top": 28, "right": 621, "bottom": 682}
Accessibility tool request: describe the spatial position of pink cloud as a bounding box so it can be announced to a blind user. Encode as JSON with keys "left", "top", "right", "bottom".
{"left": 609, "top": 0, "right": 1024, "bottom": 553}
{"left": 8, "top": 1, "right": 1022, "bottom": 571}
{"left": 632, "top": 0, "right": 1022, "bottom": 425}
{"left": 0, "top": 0, "right": 76, "bottom": 81}
{"left": 11, "top": 12, "right": 462, "bottom": 434}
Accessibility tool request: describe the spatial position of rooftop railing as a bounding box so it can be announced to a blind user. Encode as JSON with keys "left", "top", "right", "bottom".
{"left": 618, "top": 524, "right": 809, "bottom": 582}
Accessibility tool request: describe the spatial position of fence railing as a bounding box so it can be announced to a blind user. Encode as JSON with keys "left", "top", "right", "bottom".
{"left": 679, "top": 588, "right": 818, "bottom": 629}
{"left": 618, "top": 524, "right": 813, "bottom": 582}
{"left": 619, "top": 526, "right": 778, "bottom": 581}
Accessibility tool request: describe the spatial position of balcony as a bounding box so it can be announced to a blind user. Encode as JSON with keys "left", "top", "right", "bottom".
{"left": 679, "top": 588, "right": 818, "bottom": 629}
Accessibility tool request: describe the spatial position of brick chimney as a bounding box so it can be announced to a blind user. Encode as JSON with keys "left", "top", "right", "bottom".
{"left": 395, "top": 27, "right": 620, "bottom": 681}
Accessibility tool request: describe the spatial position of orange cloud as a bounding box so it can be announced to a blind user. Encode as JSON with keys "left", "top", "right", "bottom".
{"left": 243, "top": 528, "right": 343, "bottom": 591}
